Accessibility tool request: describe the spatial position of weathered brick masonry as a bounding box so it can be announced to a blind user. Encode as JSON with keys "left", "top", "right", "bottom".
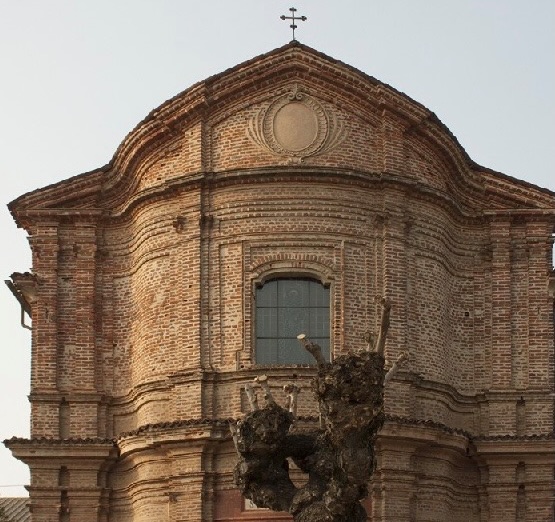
{"left": 5, "top": 42, "right": 555, "bottom": 521}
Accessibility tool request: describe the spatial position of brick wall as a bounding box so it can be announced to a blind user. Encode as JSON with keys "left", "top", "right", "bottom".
{"left": 6, "top": 43, "right": 555, "bottom": 521}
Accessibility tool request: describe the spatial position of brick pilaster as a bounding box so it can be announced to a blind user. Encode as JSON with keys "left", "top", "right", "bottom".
{"left": 489, "top": 218, "right": 512, "bottom": 390}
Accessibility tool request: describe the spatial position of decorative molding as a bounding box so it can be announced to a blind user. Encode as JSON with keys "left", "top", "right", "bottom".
{"left": 248, "top": 84, "right": 345, "bottom": 163}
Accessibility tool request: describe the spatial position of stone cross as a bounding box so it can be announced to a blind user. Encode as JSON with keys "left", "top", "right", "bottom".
{"left": 280, "top": 7, "right": 307, "bottom": 41}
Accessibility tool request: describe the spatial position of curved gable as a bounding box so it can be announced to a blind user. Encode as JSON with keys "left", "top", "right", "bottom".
{"left": 102, "top": 43, "right": 473, "bottom": 211}
{"left": 97, "top": 42, "right": 555, "bottom": 218}
{"left": 9, "top": 42, "right": 555, "bottom": 230}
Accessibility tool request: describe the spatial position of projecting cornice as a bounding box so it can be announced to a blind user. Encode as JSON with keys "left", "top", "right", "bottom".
{"left": 3, "top": 437, "right": 118, "bottom": 465}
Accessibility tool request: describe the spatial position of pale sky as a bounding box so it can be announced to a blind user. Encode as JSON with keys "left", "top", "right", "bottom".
{"left": 1, "top": 1, "right": 553, "bottom": 497}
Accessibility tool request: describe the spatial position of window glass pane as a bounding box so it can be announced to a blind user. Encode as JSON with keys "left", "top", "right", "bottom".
{"left": 309, "top": 308, "right": 330, "bottom": 338}
{"left": 257, "top": 281, "right": 278, "bottom": 307}
{"left": 256, "top": 339, "right": 278, "bottom": 365}
{"left": 309, "top": 283, "right": 329, "bottom": 307}
{"left": 278, "top": 307, "right": 309, "bottom": 338}
{"left": 278, "top": 338, "right": 314, "bottom": 365}
{"left": 278, "top": 279, "right": 310, "bottom": 307}
{"left": 256, "top": 308, "right": 278, "bottom": 338}
{"left": 255, "top": 277, "right": 331, "bottom": 365}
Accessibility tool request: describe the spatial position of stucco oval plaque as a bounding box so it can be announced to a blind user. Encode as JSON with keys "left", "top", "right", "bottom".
{"left": 248, "top": 85, "right": 345, "bottom": 161}
{"left": 273, "top": 102, "right": 318, "bottom": 152}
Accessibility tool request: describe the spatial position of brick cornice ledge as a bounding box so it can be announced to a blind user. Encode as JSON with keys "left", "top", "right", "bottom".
{"left": 3, "top": 437, "right": 117, "bottom": 462}
{"left": 473, "top": 434, "right": 555, "bottom": 461}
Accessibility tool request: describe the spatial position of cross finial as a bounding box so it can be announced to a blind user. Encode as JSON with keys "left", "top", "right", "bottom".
{"left": 280, "top": 7, "right": 307, "bottom": 42}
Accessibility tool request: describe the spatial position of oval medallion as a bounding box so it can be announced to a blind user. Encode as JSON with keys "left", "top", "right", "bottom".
{"left": 273, "top": 102, "right": 318, "bottom": 152}
{"left": 247, "top": 85, "right": 341, "bottom": 161}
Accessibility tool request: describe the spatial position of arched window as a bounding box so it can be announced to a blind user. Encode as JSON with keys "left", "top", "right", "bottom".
{"left": 255, "top": 277, "right": 330, "bottom": 365}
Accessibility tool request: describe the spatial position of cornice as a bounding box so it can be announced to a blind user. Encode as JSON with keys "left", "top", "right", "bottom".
{"left": 105, "top": 167, "right": 490, "bottom": 225}
{"left": 483, "top": 208, "right": 555, "bottom": 218}
{"left": 4, "top": 436, "right": 115, "bottom": 446}
{"left": 205, "top": 168, "right": 552, "bottom": 219}
{"left": 117, "top": 418, "right": 233, "bottom": 441}
{"left": 8, "top": 169, "right": 105, "bottom": 230}
{"left": 113, "top": 414, "right": 553, "bottom": 446}
{"left": 474, "top": 433, "right": 554, "bottom": 442}
{"left": 114, "top": 414, "right": 474, "bottom": 443}
{"left": 473, "top": 435, "right": 555, "bottom": 463}
{"left": 3, "top": 437, "right": 118, "bottom": 463}
{"left": 385, "top": 415, "right": 472, "bottom": 440}
{"left": 6, "top": 417, "right": 551, "bottom": 462}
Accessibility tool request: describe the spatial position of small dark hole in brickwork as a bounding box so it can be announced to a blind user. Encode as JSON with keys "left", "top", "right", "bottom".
{"left": 464, "top": 311, "right": 470, "bottom": 317}
{"left": 58, "top": 466, "right": 69, "bottom": 487}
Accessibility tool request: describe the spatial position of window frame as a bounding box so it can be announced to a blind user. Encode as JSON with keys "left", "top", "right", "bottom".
{"left": 253, "top": 273, "right": 332, "bottom": 366}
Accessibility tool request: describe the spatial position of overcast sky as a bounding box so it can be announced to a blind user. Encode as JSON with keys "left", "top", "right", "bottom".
{"left": 1, "top": 1, "right": 553, "bottom": 497}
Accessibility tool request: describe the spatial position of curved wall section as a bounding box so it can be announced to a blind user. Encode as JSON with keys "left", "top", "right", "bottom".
{"left": 102, "top": 170, "right": 484, "bottom": 433}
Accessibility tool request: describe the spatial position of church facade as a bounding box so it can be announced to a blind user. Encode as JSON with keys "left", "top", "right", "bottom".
{"left": 5, "top": 43, "right": 555, "bottom": 521}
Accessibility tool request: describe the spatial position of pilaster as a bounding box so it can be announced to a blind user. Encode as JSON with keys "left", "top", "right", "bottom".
{"left": 29, "top": 221, "right": 60, "bottom": 396}
{"left": 489, "top": 218, "right": 512, "bottom": 390}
